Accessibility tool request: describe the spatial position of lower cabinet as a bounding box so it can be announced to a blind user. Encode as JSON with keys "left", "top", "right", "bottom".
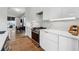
{"left": 44, "top": 39, "right": 58, "bottom": 51}
{"left": 9, "top": 28, "right": 16, "bottom": 41}
{"left": 40, "top": 30, "right": 79, "bottom": 51}
{"left": 25, "top": 26, "right": 31, "bottom": 38}
{"left": 59, "top": 36, "right": 78, "bottom": 51}
{"left": 2, "top": 37, "right": 10, "bottom": 51}
{"left": 40, "top": 30, "right": 58, "bottom": 51}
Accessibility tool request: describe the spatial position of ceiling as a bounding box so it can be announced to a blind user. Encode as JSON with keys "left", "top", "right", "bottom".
{"left": 8, "top": 7, "right": 26, "bottom": 17}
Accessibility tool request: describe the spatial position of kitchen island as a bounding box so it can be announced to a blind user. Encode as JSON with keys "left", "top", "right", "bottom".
{"left": 40, "top": 29, "right": 79, "bottom": 51}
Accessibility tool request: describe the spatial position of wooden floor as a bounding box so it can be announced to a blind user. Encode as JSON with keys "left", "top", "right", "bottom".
{"left": 8, "top": 33, "right": 43, "bottom": 51}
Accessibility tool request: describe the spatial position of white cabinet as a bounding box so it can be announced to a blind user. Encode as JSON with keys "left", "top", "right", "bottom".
{"left": 59, "top": 36, "right": 78, "bottom": 51}
{"left": 25, "top": 26, "right": 31, "bottom": 38}
{"left": 40, "top": 30, "right": 79, "bottom": 51}
{"left": 9, "top": 28, "right": 16, "bottom": 41}
{"left": 40, "top": 30, "right": 58, "bottom": 51}
{"left": 43, "top": 7, "right": 62, "bottom": 20}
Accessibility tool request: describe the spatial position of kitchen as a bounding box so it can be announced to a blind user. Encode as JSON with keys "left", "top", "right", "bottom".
{"left": 0, "top": 7, "right": 79, "bottom": 51}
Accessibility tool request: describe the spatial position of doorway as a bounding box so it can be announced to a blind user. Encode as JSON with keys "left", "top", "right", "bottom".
{"left": 16, "top": 17, "right": 25, "bottom": 37}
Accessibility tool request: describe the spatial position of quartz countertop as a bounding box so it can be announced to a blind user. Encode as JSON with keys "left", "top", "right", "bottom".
{"left": 0, "top": 31, "right": 8, "bottom": 51}
{"left": 41, "top": 29, "right": 79, "bottom": 40}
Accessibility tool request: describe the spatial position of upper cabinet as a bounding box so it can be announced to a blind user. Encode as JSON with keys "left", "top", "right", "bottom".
{"left": 43, "top": 7, "right": 62, "bottom": 21}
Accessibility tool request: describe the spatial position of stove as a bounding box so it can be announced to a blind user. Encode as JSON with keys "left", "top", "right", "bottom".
{"left": 32, "top": 27, "right": 46, "bottom": 43}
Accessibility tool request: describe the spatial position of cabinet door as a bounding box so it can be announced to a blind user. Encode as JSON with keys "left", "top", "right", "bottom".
{"left": 28, "top": 27, "right": 31, "bottom": 38}
{"left": 40, "top": 30, "right": 58, "bottom": 51}
{"left": 59, "top": 36, "right": 78, "bottom": 51}
{"left": 43, "top": 7, "right": 61, "bottom": 20}
{"left": 40, "top": 30, "right": 47, "bottom": 50}
{"left": 44, "top": 39, "right": 58, "bottom": 51}
{"left": 25, "top": 26, "right": 27, "bottom": 36}
{"left": 25, "top": 27, "right": 31, "bottom": 38}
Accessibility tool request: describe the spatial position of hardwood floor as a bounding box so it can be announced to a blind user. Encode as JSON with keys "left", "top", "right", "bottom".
{"left": 8, "top": 33, "right": 43, "bottom": 51}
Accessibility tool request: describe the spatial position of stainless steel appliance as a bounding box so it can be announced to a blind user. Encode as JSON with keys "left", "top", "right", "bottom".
{"left": 32, "top": 27, "right": 46, "bottom": 43}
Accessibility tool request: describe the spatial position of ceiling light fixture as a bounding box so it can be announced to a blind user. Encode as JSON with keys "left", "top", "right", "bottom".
{"left": 14, "top": 8, "right": 21, "bottom": 12}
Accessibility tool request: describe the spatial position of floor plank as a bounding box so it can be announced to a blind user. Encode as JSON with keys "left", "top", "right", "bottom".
{"left": 8, "top": 33, "right": 43, "bottom": 51}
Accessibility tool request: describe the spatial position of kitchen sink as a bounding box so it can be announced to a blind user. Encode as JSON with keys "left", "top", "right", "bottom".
{"left": 0, "top": 31, "right": 6, "bottom": 34}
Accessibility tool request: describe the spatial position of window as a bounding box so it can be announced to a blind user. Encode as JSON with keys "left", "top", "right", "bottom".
{"left": 7, "top": 16, "right": 15, "bottom": 21}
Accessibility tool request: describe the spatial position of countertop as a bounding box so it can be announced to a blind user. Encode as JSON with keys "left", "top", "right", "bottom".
{"left": 0, "top": 31, "right": 8, "bottom": 51}
{"left": 41, "top": 29, "right": 79, "bottom": 40}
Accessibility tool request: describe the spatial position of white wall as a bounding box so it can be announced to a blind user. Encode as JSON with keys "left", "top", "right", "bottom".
{"left": 8, "top": 13, "right": 16, "bottom": 17}
{"left": 8, "top": 11, "right": 20, "bottom": 27}
{"left": 25, "top": 7, "right": 43, "bottom": 27}
{"left": 42, "top": 7, "right": 79, "bottom": 31}
{"left": 23, "top": 8, "right": 32, "bottom": 27}
{"left": 23, "top": 7, "right": 79, "bottom": 31}
{"left": 15, "top": 18, "right": 20, "bottom": 27}
{"left": 20, "top": 8, "right": 31, "bottom": 27}
{"left": 0, "top": 7, "right": 7, "bottom": 31}
{"left": 43, "top": 20, "right": 79, "bottom": 31}
{"left": 29, "top": 7, "right": 43, "bottom": 21}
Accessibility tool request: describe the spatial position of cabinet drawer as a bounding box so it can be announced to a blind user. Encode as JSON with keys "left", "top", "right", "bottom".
{"left": 59, "top": 36, "right": 79, "bottom": 51}
{"left": 44, "top": 32, "right": 58, "bottom": 43}
{"left": 40, "top": 30, "right": 59, "bottom": 51}
{"left": 40, "top": 37, "right": 58, "bottom": 51}
{"left": 44, "top": 39, "right": 58, "bottom": 51}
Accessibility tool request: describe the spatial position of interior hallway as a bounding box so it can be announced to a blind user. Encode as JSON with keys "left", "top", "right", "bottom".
{"left": 8, "top": 33, "right": 43, "bottom": 51}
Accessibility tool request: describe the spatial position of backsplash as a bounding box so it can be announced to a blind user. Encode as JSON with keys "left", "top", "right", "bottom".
{"left": 42, "top": 20, "right": 79, "bottom": 31}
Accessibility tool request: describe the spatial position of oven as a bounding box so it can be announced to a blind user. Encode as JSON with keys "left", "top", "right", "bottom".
{"left": 32, "top": 27, "right": 46, "bottom": 43}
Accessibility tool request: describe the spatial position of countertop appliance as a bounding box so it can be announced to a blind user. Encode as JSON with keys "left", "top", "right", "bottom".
{"left": 68, "top": 25, "right": 78, "bottom": 36}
